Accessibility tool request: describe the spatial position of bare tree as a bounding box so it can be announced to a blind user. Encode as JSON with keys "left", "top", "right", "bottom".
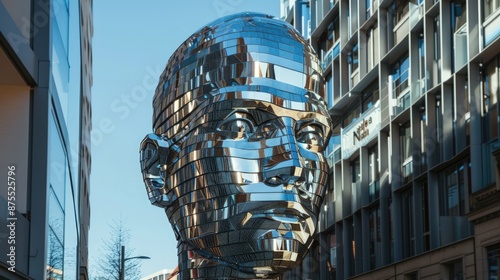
{"left": 46, "top": 227, "right": 64, "bottom": 279}
{"left": 94, "top": 218, "right": 141, "bottom": 280}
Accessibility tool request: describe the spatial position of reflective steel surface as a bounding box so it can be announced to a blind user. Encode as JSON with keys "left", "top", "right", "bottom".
{"left": 140, "top": 12, "right": 332, "bottom": 279}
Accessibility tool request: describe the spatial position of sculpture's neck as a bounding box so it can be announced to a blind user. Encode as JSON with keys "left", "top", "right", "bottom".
{"left": 176, "top": 242, "right": 282, "bottom": 280}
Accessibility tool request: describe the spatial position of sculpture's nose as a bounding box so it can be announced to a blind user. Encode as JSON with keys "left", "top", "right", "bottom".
{"left": 262, "top": 118, "right": 308, "bottom": 189}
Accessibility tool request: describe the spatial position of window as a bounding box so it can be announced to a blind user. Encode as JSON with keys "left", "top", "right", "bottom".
{"left": 433, "top": 16, "right": 441, "bottom": 84}
{"left": 368, "top": 146, "right": 380, "bottom": 203}
{"left": 438, "top": 159, "right": 473, "bottom": 243}
{"left": 326, "top": 74, "right": 333, "bottom": 106}
{"left": 369, "top": 206, "right": 381, "bottom": 269}
{"left": 483, "top": 60, "right": 498, "bottom": 142}
{"left": 483, "top": 61, "right": 498, "bottom": 114}
{"left": 342, "top": 106, "right": 361, "bottom": 127}
{"left": 401, "top": 188, "right": 415, "bottom": 257}
{"left": 366, "top": 25, "right": 378, "bottom": 70}
{"left": 441, "top": 163, "right": 468, "bottom": 217}
{"left": 418, "top": 35, "right": 425, "bottom": 82}
{"left": 419, "top": 106, "right": 427, "bottom": 171}
{"left": 487, "top": 243, "right": 500, "bottom": 279}
{"left": 366, "top": 0, "right": 377, "bottom": 20}
{"left": 333, "top": 17, "right": 340, "bottom": 42}
{"left": 348, "top": 44, "right": 359, "bottom": 74}
{"left": 484, "top": 0, "right": 500, "bottom": 19}
{"left": 388, "top": 196, "right": 394, "bottom": 262}
{"left": 319, "top": 18, "right": 340, "bottom": 70}
{"left": 363, "top": 89, "right": 380, "bottom": 112}
{"left": 435, "top": 94, "right": 443, "bottom": 160}
{"left": 349, "top": 43, "right": 360, "bottom": 87}
{"left": 422, "top": 182, "right": 430, "bottom": 251}
{"left": 400, "top": 122, "right": 412, "bottom": 183}
{"left": 329, "top": 245, "right": 337, "bottom": 270}
{"left": 47, "top": 113, "right": 67, "bottom": 279}
{"left": 366, "top": 0, "right": 372, "bottom": 19}
{"left": 445, "top": 168, "right": 461, "bottom": 216}
{"left": 390, "top": 54, "right": 410, "bottom": 99}
{"left": 444, "top": 259, "right": 464, "bottom": 280}
{"left": 405, "top": 271, "right": 418, "bottom": 280}
{"left": 452, "top": 0, "right": 467, "bottom": 32}
{"left": 329, "top": 233, "right": 337, "bottom": 269}
{"left": 463, "top": 77, "right": 470, "bottom": 146}
{"left": 391, "top": 0, "right": 411, "bottom": 26}
{"left": 351, "top": 157, "right": 360, "bottom": 183}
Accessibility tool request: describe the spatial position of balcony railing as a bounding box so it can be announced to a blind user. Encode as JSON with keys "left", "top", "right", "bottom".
{"left": 409, "top": 2, "right": 423, "bottom": 29}
{"left": 411, "top": 78, "right": 426, "bottom": 101}
{"left": 393, "top": 90, "right": 411, "bottom": 116}
{"left": 454, "top": 25, "right": 468, "bottom": 70}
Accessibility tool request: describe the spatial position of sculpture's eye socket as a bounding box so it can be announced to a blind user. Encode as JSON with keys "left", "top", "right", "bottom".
{"left": 217, "top": 112, "right": 256, "bottom": 139}
{"left": 296, "top": 124, "right": 325, "bottom": 148}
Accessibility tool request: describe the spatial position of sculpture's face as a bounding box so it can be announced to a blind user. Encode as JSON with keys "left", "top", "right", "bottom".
{"left": 140, "top": 13, "right": 331, "bottom": 275}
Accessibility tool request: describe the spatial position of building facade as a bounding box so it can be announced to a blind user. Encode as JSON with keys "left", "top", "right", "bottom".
{"left": 282, "top": 0, "right": 500, "bottom": 279}
{"left": 0, "top": 0, "right": 92, "bottom": 279}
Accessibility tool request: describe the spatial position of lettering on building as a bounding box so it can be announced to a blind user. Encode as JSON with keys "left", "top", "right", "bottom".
{"left": 353, "top": 117, "right": 372, "bottom": 143}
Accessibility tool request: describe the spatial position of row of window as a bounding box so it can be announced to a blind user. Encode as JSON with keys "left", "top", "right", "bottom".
{"left": 319, "top": 0, "right": 500, "bottom": 108}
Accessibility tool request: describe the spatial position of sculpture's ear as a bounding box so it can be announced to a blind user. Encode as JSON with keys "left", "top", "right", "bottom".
{"left": 139, "top": 133, "right": 179, "bottom": 208}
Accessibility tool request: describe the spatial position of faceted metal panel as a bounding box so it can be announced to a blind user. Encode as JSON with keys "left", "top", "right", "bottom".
{"left": 140, "top": 12, "right": 332, "bottom": 279}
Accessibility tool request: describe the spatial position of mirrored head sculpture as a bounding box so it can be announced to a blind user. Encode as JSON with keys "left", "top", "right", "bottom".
{"left": 140, "top": 12, "right": 332, "bottom": 279}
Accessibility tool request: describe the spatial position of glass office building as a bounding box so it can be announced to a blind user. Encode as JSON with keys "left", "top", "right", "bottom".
{"left": 0, "top": 0, "right": 92, "bottom": 279}
{"left": 282, "top": 0, "right": 500, "bottom": 279}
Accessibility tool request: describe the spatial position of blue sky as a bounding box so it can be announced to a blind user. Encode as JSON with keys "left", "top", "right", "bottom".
{"left": 90, "top": 1, "right": 280, "bottom": 277}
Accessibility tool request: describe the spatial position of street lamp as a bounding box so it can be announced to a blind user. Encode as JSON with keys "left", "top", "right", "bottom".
{"left": 119, "top": 245, "right": 150, "bottom": 280}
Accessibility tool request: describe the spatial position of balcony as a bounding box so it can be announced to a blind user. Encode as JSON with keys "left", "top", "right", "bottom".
{"left": 484, "top": 8, "right": 500, "bottom": 47}
{"left": 321, "top": 41, "right": 340, "bottom": 70}
{"left": 393, "top": 8, "right": 410, "bottom": 46}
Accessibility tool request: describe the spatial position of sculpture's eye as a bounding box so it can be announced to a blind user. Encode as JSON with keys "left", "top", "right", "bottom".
{"left": 296, "top": 124, "right": 325, "bottom": 147}
{"left": 249, "top": 122, "right": 279, "bottom": 140}
{"left": 219, "top": 119, "right": 254, "bottom": 134}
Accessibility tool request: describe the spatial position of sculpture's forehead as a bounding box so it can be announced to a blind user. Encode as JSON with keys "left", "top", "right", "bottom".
{"left": 152, "top": 12, "right": 327, "bottom": 138}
